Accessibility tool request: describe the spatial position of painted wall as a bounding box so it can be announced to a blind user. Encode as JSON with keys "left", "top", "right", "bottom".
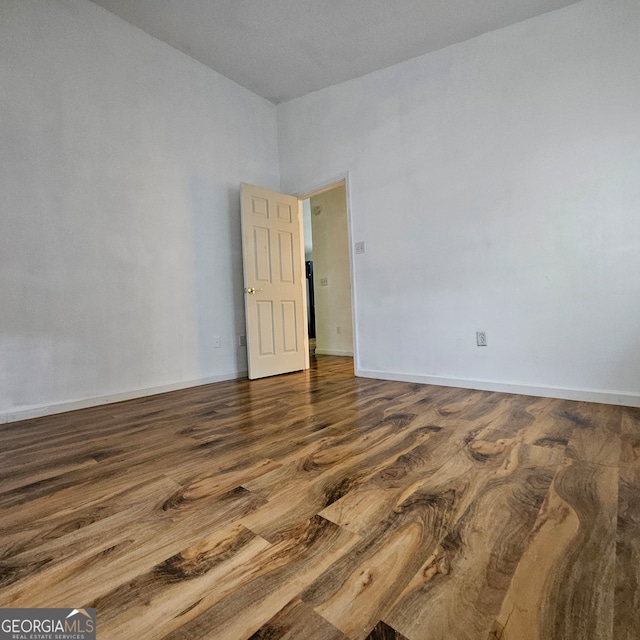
{"left": 302, "top": 199, "right": 313, "bottom": 261}
{"left": 278, "top": 0, "right": 640, "bottom": 405}
{"left": 310, "top": 186, "right": 354, "bottom": 356}
{"left": 0, "top": 0, "right": 279, "bottom": 420}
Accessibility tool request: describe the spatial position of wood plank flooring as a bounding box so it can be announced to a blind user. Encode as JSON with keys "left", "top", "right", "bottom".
{"left": 0, "top": 356, "right": 638, "bottom": 639}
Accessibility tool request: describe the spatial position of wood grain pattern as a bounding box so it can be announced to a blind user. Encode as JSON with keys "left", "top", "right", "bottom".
{"left": 249, "top": 599, "right": 347, "bottom": 640}
{"left": 302, "top": 484, "right": 455, "bottom": 638}
{"left": 615, "top": 462, "right": 640, "bottom": 640}
{"left": 158, "top": 516, "right": 359, "bottom": 640}
{"left": 384, "top": 444, "right": 561, "bottom": 640}
{"left": 620, "top": 407, "right": 640, "bottom": 465}
{"left": 564, "top": 403, "right": 621, "bottom": 466}
{"left": 488, "top": 458, "right": 617, "bottom": 640}
{"left": 0, "top": 356, "right": 636, "bottom": 639}
{"left": 365, "top": 621, "right": 409, "bottom": 640}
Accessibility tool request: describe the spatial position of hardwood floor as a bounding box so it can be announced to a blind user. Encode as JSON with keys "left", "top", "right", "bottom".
{"left": 0, "top": 356, "right": 637, "bottom": 639}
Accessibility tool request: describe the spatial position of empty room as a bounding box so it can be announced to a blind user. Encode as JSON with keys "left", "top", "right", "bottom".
{"left": 1, "top": 0, "right": 639, "bottom": 638}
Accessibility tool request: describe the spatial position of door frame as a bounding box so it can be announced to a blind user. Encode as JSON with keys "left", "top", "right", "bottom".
{"left": 293, "top": 171, "right": 359, "bottom": 374}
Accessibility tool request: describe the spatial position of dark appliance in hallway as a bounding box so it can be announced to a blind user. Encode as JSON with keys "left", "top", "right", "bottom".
{"left": 306, "top": 260, "right": 316, "bottom": 339}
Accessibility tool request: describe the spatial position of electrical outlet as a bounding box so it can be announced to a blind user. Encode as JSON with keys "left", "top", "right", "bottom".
{"left": 213, "top": 336, "right": 221, "bottom": 348}
{"left": 319, "top": 277, "right": 328, "bottom": 286}
{"left": 238, "top": 335, "right": 246, "bottom": 347}
{"left": 355, "top": 241, "right": 365, "bottom": 254}
{"left": 476, "top": 331, "right": 487, "bottom": 347}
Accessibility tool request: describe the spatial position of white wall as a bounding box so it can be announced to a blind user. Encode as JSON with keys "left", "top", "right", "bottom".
{"left": 310, "top": 186, "right": 354, "bottom": 356}
{"left": 0, "top": 0, "right": 279, "bottom": 421}
{"left": 278, "top": 0, "right": 640, "bottom": 406}
{"left": 302, "top": 199, "right": 313, "bottom": 261}
{"left": 4, "top": 0, "right": 640, "bottom": 420}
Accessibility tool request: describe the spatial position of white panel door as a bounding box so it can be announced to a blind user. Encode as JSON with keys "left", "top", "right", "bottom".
{"left": 240, "top": 183, "right": 309, "bottom": 379}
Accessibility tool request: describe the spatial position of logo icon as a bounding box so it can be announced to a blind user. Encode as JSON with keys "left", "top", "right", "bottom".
{"left": 66, "top": 609, "right": 93, "bottom": 620}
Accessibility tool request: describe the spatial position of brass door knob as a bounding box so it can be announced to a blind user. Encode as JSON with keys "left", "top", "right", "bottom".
{"left": 244, "top": 287, "right": 262, "bottom": 295}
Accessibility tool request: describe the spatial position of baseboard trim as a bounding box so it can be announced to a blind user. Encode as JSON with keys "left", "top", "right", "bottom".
{"left": 356, "top": 369, "right": 640, "bottom": 408}
{"left": 315, "top": 349, "right": 354, "bottom": 357}
{"left": 6, "top": 367, "right": 637, "bottom": 424}
{"left": 2, "top": 371, "right": 248, "bottom": 423}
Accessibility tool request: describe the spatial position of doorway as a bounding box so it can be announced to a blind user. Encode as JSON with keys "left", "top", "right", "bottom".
{"left": 301, "top": 182, "right": 354, "bottom": 360}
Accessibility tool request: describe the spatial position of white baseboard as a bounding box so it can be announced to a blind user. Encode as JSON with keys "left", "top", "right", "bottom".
{"left": 1, "top": 371, "right": 248, "bottom": 424}
{"left": 315, "top": 349, "right": 354, "bottom": 357}
{"left": 6, "top": 367, "right": 637, "bottom": 424}
{"left": 356, "top": 369, "right": 640, "bottom": 408}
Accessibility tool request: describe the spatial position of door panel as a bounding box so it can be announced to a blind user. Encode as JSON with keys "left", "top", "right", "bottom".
{"left": 277, "top": 201, "right": 293, "bottom": 222}
{"left": 253, "top": 227, "right": 272, "bottom": 282}
{"left": 241, "top": 183, "right": 308, "bottom": 379}
{"left": 256, "top": 301, "right": 275, "bottom": 356}
{"left": 281, "top": 300, "right": 298, "bottom": 352}
{"left": 278, "top": 231, "right": 295, "bottom": 283}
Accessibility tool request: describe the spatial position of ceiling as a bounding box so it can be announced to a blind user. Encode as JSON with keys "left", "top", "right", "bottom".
{"left": 89, "top": 0, "right": 581, "bottom": 104}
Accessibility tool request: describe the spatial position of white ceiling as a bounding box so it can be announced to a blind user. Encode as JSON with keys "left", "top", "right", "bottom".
{"left": 90, "top": 0, "right": 581, "bottom": 103}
